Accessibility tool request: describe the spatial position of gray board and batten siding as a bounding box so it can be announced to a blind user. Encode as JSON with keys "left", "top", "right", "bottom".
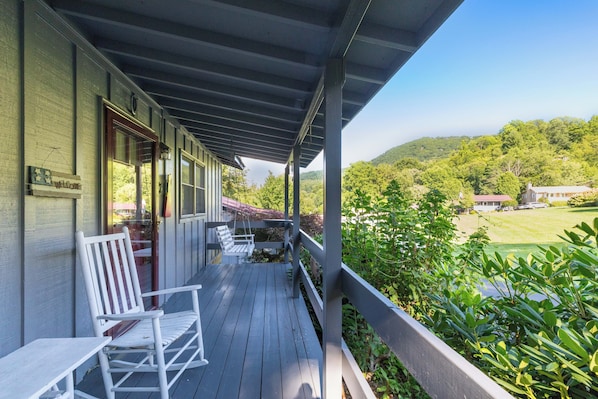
{"left": 0, "top": 0, "right": 221, "bottom": 360}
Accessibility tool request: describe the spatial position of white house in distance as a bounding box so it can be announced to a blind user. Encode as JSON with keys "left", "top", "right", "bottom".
{"left": 473, "top": 194, "right": 513, "bottom": 212}
{"left": 522, "top": 183, "right": 592, "bottom": 204}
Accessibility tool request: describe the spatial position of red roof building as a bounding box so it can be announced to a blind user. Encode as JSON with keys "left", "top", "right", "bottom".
{"left": 473, "top": 195, "right": 513, "bottom": 212}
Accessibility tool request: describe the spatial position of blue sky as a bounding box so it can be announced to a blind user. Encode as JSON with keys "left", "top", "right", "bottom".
{"left": 244, "top": 0, "right": 598, "bottom": 185}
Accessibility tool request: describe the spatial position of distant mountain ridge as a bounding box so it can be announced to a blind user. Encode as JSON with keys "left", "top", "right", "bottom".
{"left": 300, "top": 170, "right": 323, "bottom": 181}
{"left": 371, "top": 136, "right": 474, "bottom": 165}
{"left": 300, "top": 136, "right": 474, "bottom": 180}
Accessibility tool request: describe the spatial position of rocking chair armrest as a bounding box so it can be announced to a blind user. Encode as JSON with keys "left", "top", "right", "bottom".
{"left": 98, "top": 310, "right": 164, "bottom": 321}
{"left": 141, "top": 284, "right": 203, "bottom": 298}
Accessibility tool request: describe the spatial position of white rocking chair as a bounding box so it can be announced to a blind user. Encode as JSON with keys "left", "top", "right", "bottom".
{"left": 75, "top": 227, "right": 208, "bottom": 399}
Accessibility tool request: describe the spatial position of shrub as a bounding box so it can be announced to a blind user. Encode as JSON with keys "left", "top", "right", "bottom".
{"left": 568, "top": 189, "right": 598, "bottom": 207}
{"left": 342, "top": 181, "right": 456, "bottom": 317}
{"left": 428, "top": 218, "right": 598, "bottom": 398}
{"left": 503, "top": 199, "right": 519, "bottom": 208}
{"left": 340, "top": 181, "right": 456, "bottom": 397}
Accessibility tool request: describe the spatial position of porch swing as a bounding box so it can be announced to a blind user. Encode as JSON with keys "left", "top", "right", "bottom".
{"left": 231, "top": 200, "right": 253, "bottom": 242}
{"left": 215, "top": 150, "right": 255, "bottom": 264}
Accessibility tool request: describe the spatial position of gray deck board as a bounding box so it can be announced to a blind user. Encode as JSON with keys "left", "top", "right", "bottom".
{"left": 76, "top": 263, "right": 322, "bottom": 399}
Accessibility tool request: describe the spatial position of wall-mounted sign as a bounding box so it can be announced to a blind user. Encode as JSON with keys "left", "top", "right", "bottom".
{"left": 28, "top": 166, "right": 82, "bottom": 199}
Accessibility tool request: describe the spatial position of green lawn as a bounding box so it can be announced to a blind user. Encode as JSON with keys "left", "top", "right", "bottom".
{"left": 484, "top": 243, "right": 560, "bottom": 259}
{"left": 454, "top": 207, "right": 598, "bottom": 256}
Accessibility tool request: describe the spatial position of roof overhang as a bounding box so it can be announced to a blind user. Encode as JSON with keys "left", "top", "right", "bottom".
{"left": 45, "top": 0, "right": 462, "bottom": 168}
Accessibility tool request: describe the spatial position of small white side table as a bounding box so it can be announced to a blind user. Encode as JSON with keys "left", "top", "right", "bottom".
{"left": 0, "top": 337, "right": 110, "bottom": 399}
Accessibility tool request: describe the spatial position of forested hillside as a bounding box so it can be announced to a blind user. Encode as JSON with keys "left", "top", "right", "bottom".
{"left": 225, "top": 116, "right": 598, "bottom": 213}
{"left": 371, "top": 136, "right": 474, "bottom": 165}
{"left": 299, "top": 170, "right": 323, "bottom": 181}
{"left": 342, "top": 116, "right": 598, "bottom": 206}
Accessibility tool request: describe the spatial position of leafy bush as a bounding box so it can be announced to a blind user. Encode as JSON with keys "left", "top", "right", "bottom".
{"left": 343, "top": 306, "right": 430, "bottom": 399}
{"left": 503, "top": 199, "right": 519, "bottom": 208}
{"left": 428, "top": 219, "right": 598, "bottom": 398}
{"left": 314, "top": 173, "right": 598, "bottom": 398}
{"left": 342, "top": 181, "right": 456, "bottom": 317}
{"left": 568, "top": 189, "right": 598, "bottom": 207}
{"left": 340, "top": 181, "right": 456, "bottom": 397}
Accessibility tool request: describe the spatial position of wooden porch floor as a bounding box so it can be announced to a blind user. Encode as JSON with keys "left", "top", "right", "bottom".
{"left": 76, "top": 263, "right": 322, "bottom": 399}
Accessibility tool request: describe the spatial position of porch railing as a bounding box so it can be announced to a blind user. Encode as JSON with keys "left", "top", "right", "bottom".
{"left": 206, "top": 220, "right": 513, "bottom": 398}
{"left": 298, "top": 230, "right": 514, "bottom": 399}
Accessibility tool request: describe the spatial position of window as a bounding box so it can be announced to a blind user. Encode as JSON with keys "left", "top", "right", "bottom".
{"left": 181, "top": 152, "right": 206, "bottom": 217}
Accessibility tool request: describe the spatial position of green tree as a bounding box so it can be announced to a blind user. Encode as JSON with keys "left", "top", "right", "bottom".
{"left": 457, "top": 160, "right": 492, "bottom": 194}
{"left": 419, "top": 162, "right": 464, "bottom": 201}
{"left": 256, "top": 171, "right": 286, "bottom": 211}
{"left": 222, "top": 165, "right": 260, "bottom": 205}
{"left": 393, "top": 157, "right": 424, "bottom": 170}
{"left": 342, "top": 161, "right": 395, "bottom": 203}
{"left": 587, "top": 115, "right": 598, "bottom": 135}
{"left": 112, "top": 162, "right": 136, "bottom": 203}
{"left": 571, "top": 119, "right": 598, "bottom": 166}
{"left": 222, "top": 165, "right": 247, "bottom": 199}
{"left": 499, "top": 121, "right": 525, "bottom": 152}
{"left": 299, "top": 179, "right": 323, "bottom": 214}
{"left": 496, "top": 171, "right": 521, "bottom": 201}
{"left": 114, "top": 183, "right": 136, "bottom": 204}
{"left": 559, "top": 160, "right": 589, "bottom": 185}
{"left": 545, "top": 117, "right": 572, "bottom": 151}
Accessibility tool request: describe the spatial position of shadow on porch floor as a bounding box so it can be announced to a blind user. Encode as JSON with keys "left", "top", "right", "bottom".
{"left": 76, "top": 262, "right": 322, "bottom": 399}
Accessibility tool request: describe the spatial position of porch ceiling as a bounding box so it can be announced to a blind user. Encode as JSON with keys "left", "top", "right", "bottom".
{"left": 45, "top": 0, "right": 462, "bottom": 168}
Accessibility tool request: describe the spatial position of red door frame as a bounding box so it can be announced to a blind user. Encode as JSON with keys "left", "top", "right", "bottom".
{"left": 104, "top": 105, "right": 159, "bottom": 305}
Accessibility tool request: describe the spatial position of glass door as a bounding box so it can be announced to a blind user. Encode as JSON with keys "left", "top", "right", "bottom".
{"left": 105, "top": 106, "right": 158, "bottom": 308}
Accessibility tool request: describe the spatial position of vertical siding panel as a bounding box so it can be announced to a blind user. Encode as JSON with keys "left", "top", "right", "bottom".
{"left": 175, "top": 129, "right": 184, "bottom": 286}
{"left": 192, "top": 143, "right": 200, "bottom": 280}
{"left": 110, "top": 78, "right": 138, "bottom": 122}
{"left": 161, "top": 121, "right": 177, "bottom": 291}
{"left": 2, "top": 0, "right": 223, "bottom": 362}
{"left": 190, "top": 218, "right": 196, "bottom": 283}
{"left": 188, "top": 221, "right": 195, "bottom": 283}
{"left": 134, "top": 96, "right": 151, "bottom": 127}
{"left": 152, "top": 108, "right": 161, "bottom": 132}
{"left": 181, "top": 222, "right": 189, "bottom": 287}
{"left": 207, "top": 156, "right": 216, "bottom": 265}
{"left": 214, "top": 157, "right": 222, "bottom": 221}
{"left": 151, "top": 108, "right": 164, "bottom": 289}
{"left": 75, "top": 49, "right": 107, "bottom": 338}
{"left": 198, "top": 222, "right": 203, "bottom": 274}
{"left": 23, "top": 6, "right": 75, "bottom": 342}
{"left": 0, "top": 0, "right": 23, "bottom": 356}
{"left": 76, "top": 51, "right": 105, "bottom": 233}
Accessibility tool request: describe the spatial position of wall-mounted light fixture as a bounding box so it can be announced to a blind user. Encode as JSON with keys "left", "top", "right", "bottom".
{"left": 160, "top": 143, "right": 171, "bottom": 160}
{"left": 128, "top": 92, "right": 138, "bottom": 116}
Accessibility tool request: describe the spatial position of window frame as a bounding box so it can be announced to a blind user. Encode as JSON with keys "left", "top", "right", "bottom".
{"left": 180, "top": 150, "right": 206, "bottom": 219}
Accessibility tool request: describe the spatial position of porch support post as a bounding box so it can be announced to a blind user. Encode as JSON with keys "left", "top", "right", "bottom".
{"left": 322, "top": 57, "right": 344, "bottom": 399}
{"left": 284, "top": 164, "right": 290, "bottom": 264}
{"left": 292, "top": 144, "right": 301, "bottom": 298}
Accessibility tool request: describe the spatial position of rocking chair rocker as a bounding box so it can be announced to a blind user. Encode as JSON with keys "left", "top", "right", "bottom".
{"left": 75, "top": 227, "right": 208, "bottom": 399}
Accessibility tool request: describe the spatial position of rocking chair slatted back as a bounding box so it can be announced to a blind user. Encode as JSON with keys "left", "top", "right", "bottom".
{"left": 76, "top": 227, "right": 208, "bottom": 399}
{"left": 76, "top": 230, "right": 144, "bottom": 335}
